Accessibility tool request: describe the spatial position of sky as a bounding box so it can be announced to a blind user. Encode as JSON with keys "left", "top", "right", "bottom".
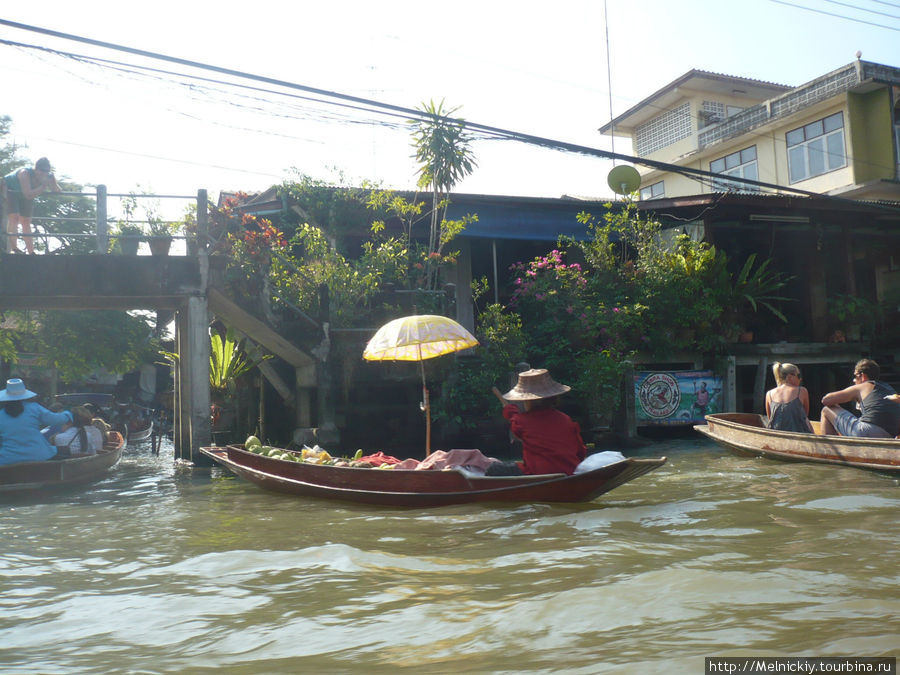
{"left": 1, "top": 0, "right": 898, "bottom": 216}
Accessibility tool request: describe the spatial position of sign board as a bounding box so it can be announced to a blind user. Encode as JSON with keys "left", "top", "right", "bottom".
{"left": 634, "top": 370, "right": 722, "bottom": 426}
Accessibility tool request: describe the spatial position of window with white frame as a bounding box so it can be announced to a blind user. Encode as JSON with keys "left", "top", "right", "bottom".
{"left": 635, "top": 103, "right": 692, "bottom": 156}
{"left": 710, "top": 145, "right": 758, "bottom": 192}
{"left": 640, "top": 181, "right": 665, "bottom": 200}
{"left": 786, "top": 112, "right": 846, "bottom": 183}
{"left": 700, "top": 101, "right": 745, "bottom": 129}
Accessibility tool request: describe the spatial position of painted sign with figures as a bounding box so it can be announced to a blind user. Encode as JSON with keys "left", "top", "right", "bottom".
{"left": 634, "top": 370, "right": 722, "bottom": 425}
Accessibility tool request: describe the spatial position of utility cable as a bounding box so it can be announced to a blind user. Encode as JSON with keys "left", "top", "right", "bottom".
{"left": 1, "top": 19, "right": 898, "bottom": 212}
{"left": 769, "top": 0, "right": 900, "bottom": 30}
{"left": 820, "top": 0, "right": 900, "bottom": 20}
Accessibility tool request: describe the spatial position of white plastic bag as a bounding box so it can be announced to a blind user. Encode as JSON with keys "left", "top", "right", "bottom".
{"left": 574, "top": 451, "right": 626, "bottom": 474}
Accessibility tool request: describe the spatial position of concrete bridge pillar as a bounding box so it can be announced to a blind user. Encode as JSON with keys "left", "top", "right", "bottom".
{"left": 174, "top": 294, "right": 211, "bottom": 461}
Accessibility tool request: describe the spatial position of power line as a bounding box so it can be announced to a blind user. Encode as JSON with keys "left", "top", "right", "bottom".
{"left": 864, "top": 0, "right": 900, "bottom": 9}
{"left": 820, "top": 0, "right": 900, "bottom": 20}
{"left": 1, "top": 19, "right": 897, "bottom": 212}
{"left": 769, "top": 0, "right": 900, "bottom": 31}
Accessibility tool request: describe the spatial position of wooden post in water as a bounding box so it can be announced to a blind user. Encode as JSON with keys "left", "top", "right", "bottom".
{"left": 723, "top": 355, "right": 737, "bottom": 412}
{"left": 622, "top": 360, "right": 637, "bottom": 443}
{"left": 96, "top": 185, "right": 108, "bottom": 255}
{"left": 173, "top": 295, "right": 212, "bottom": 461}
{"left": 753, "top": 356, "right": 769, "bottom": 414}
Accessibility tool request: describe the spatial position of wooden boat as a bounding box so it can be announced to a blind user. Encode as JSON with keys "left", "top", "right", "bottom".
{"left": 55, "top": 393, "right": 153, "bottom": 443}
{"left": 124, "top": 417, "right": 154, "bottom": 443}
{"left": 200, "top": 445, "right": 667, "bottom": 507}
{"left": 695, "top": 412, "right": 900, "bottom": 473}
{"left": 0, "top": 431, "right": 126, "bottom": 496}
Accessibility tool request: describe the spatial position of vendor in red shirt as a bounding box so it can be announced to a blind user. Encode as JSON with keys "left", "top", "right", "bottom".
{"left": 488, "top": 369, "right": 586, "bottom": 476}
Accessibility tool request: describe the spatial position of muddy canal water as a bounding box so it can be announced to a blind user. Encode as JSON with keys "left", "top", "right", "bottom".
{"left": 2, "top": 437, "right": 897, "bottom": 673}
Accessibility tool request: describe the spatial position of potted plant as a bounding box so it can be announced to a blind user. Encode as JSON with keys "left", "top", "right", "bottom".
{"left": 725, "top": 253, "right": 792, "bottom": 341}
{"left": 209, "top": 328, "right": 272, "bottom": 440}
{"left": 827, "top": 294, "right": 877, "bottom": 341}
{"left": 146, "top": 213, "right": 177, "bottom": 256}
{"left": 112, "top": 223, "right": 143, "bottom": 255}
{"left": 110, "top": 194, "right": 143, "bottom": 255}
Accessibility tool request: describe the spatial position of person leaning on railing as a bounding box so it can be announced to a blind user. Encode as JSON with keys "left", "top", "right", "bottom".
{"left": 2, "top": 157, "right": 61, "bottom": 254}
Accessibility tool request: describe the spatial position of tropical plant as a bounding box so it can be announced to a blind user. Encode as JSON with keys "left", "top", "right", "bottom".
{"left": 410, "top": 99, "right": 478, "bottom": 289}
{"left": 730, "top": 253, "right": 792, "bottom": 322}
{"left": 209, "top": 328, "right": 271, "bottom": 397}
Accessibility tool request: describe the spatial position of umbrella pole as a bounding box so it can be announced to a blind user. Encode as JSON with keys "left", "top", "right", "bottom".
{"left": 420, "top": 359, "right": 430, "bottom": 457}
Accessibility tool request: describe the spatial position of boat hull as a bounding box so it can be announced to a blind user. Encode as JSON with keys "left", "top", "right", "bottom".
{"left": 695, "top": 412, "right": 900, "bottom": 472}
{"left": 201, "top": 446, "right": 667, "bottom": 507}
{"left": 0, "top": 431, "right": 126, "bottom": 496}
{"left": 126, "top": 422, "right": 153, "bottom": 443}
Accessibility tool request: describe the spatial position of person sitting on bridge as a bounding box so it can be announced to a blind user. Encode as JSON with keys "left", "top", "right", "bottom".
{"left": 3, "top": 157, "right": 60, "bottom": 254}
{"left": 0, "top": 378, "right": 73, "bottom": 465}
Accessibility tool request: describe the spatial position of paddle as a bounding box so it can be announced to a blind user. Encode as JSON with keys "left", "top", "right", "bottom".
{"left": 492, "top": 387, "right": 525, "bottom": 446}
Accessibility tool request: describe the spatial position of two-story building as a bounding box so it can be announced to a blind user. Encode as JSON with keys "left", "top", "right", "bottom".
{"left": 599, "top": 59, "right": 900, "bottom": 418}
{"left": 600, "top": 59, "right": 900, "bottom": 201}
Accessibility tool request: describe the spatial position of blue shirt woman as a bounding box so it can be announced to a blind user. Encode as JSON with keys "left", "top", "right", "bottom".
{"left": 0, "top": 379, "right": 73, "bottom": 465}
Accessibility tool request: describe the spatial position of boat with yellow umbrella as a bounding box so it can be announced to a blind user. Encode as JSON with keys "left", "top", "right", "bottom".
{"left": 362, "top": 314, "right": 478, "bottom": 455}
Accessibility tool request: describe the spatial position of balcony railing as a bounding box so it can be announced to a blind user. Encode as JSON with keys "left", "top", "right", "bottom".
{"left": 698, "top": 63, "right": 865, "bottom": 150}
{"left": 1, "top": 186, "right": 208, "bottom": 256}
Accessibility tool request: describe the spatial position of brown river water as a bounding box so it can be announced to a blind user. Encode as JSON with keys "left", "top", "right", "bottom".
{"left": 1, "top": 436, "right": 897, "bottom": 674}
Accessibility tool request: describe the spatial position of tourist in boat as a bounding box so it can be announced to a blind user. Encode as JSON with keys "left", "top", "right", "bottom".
{"left": 488, "top": 369, "right": 586, "bottom": 476}
{"left": 0, "top": 378, "right": 74, "bottom": 465}
{"left": 819, "top": 359, "right": 900, "bottom": 438}
{"left": 50, "top": 406, "right": 104, "bottom": 456}
{"left": 764, "top": 362, "right": 813, "bottom": 433}
{"left": 2, "top": 157, "right": 60, "bottom": 254}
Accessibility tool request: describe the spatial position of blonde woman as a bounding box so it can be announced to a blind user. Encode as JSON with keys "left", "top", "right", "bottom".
{"left": 765, "top": 362, "right": 813, "bottom": 433}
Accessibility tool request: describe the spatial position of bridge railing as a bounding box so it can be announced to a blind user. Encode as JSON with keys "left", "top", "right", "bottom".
{"left": 1, "top": 185, "right": 208, "bottom": 256}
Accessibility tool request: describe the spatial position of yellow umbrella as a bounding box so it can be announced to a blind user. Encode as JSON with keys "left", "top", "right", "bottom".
{"left": 363, "top": 314, "right": 479, "bottom": 455}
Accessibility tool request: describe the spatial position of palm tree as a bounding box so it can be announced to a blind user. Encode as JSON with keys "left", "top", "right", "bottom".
{"left": 410, "top": 100, "right": 478, "bottom": 290}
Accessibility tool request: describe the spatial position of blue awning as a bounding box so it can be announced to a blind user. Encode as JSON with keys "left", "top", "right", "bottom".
{"left": 445, "top": 197, "right": 608, "bottom": 241}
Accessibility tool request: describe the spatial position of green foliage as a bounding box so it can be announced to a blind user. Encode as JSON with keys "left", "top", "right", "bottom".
{"left": 33, "top": 311, "right": 157, "bottom": 383}
{"left": 499, "top": 204, "right": 788, "bottom": 422}
{"left": 210, "top": 328, "right": 271, "bottom": 395}
{"left": 409, "top": 100, "right": 478, "bottom": 289}
{"left": 410, "top": 100, "right": 478, "bottom": 196}
{"left": 275, "top": 223, "right": 403, "bottom": 327}
{"left": 432, "top": 304, "right": 526, "bottom": 430}
{"left": 573, "top": 350, "right": 628, "bottom": 420}
{"left": 1, "top": 115, "right": 96, "bottom": 254}
{"left": 827, "top": 293, "right": 875, "bottom": 324}
{"left": 827, "top": 294, "right": 880, "bottom": 339}
{"left": 278, "top": 172, "right": 380, "bottom": 248}
{"left": 730, "top": 253, "right": 791, "bottom": 323}
{"left": 2, "top": 116, "right": 150, "bottom": 371}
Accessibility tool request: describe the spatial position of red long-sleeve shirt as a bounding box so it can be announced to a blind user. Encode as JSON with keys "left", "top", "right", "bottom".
{"left": 502, "top": 404, "right": 586, "bottom": 475}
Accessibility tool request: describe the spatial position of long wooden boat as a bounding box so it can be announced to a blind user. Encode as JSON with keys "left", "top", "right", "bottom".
{"left": 0, "top": 431, "right": 126, "bottom": 496}
{"left": 200, "top": 445, "right": 667, "bottom": 507}
{"left": 695, "top": 412, "right": 900, "bottom": 473}
{"left": 125, "top": 419, "right": 154, "bottom": 443}
{"left": 55, "top": 393, "right": 153, "bottom": 444}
